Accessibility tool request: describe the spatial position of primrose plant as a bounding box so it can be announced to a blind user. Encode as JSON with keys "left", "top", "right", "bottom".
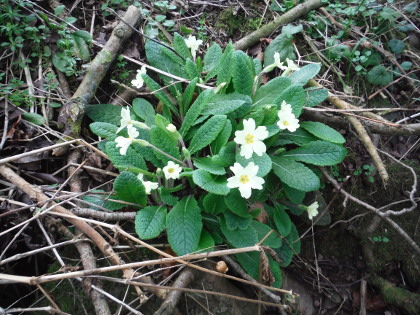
{"left": 87, "top": 32, "right": 347, "bottom": 287}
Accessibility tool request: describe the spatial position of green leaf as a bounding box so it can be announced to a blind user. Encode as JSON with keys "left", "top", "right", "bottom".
{"left": 224, "top": 190, "right": 249, "bottom": 218}
{"left": 142, "top": 74, "right": 178, "bottom": 116}
{"left": 192, "top": 170, "right": 230, "bottom": 195}
{"left": 173, "top": 33, "right": 191, "bottom": 59}
{"left": 193, "top": 157, "right": 226, "bottom": 175}
{"left": 278, "top": 85, "right": 306, "bottom": 117}
{"left": 135, "top": 206, "right": 167, "bottom": 239}
{"left": 159, "top": 187, "right": 178, "bottom": 206}
{"left": 220, "top": 217, "right": 258, "bottom": 247}
{"left": 73, "top": 30, "right": 92, "bottom": 43}
{"left": 113, "top": 171, "right": 147, "bottom": 206}
{"left": 86, "top": 104, "right": 124, "bottom": 125}
{"left": 106, "top": 141, "right": 147, "bottom": 171}
{"left": 202, "top": 93, "right": 250, "bottom": 116}
{"left": 90, "top": 122, "right": 118, "bottom": 139}
{"left": 268, "top": 256, "right": 282, "bottom": 288}
{"left": 150, "top": 126, "right": 181, "bottom": 163}
{"left": 204, "top": 43, "right": 223, "bottom": 71}
{"left": 275, "top": 128, "right": 317, "bottom": 146}
{"left": 305, "top": 87, "right": 328, "bottom": 107}
{"left": 274, "top": 206, "right": 291, "bottom": 237}
{"left": 82, "top": 190, "right": 124, "bottom": 211}
{"left": 252, "top": 77, "right": 292, "bottom": 108}
{"left": 388, "top": 39, "right": 405, "bottom": 54}
{"left": 145, "top": 39, "right": 185, "bottom": 78}
{"left": 283, "top": 184, "right": 305, "bottom": 204}
{"left": 180, "top": 89, "right": 214, "bottom": 136}
{"left": 272, "top": 156, "right": 320, "bottom": 192}
{"left": 275, "top": 222, "right": 300, "bottom": 267}
{"left": 185, "top": 58, "right": 200, "bottom": 79}
{"left": 196, "top": 229, "right": 215, "bottom": 253}
{"left": 300, "top": 121, "right": 345, "bottom": 144}
{"left": 281, "top": 140, "right": 347, "bottom": 166}
{"left": 23, "top": 112, "right": 45, "bottom": 125}
{"left": 212, "top": 142, "right": 236, "bottom": 167}
{"left": 203, "top": 193, "right": 226, "bottom": 214}
{"left": 264, "top": 33, "right": 295, "bottom": 66}
{"left": 236, "top": 152, "right": 272, "bottom": 177}
{"left": 253, "top": 221, "right": 282, "bottom": 248}
{"left": 216, "top": 43, "right": 234, "bottom": 86}
{"left": 54, "top": 5, "right": 65, "bottom": 15}
{"left": 211, "top": 119, "right": 232, "bottom": 154}
{"left": 224, "top": 210, "right": 252, "bottom": 230}
{"left": 282, "top": 23, "right": 303, "bottom": 35}
{"left": 289, "top": 63, "right": 321, "bottom": 85}
{"left": 235, "top": 251, "right": 260, "bottom": 279}
{"left": 182, "top": 77, "right": 198, "bottom": 115}
{"left": 232, "top": 51, "right": 254, "bottom": 96}
{"left": 166, "top": 196, "right": 202, "bottom": 255}
{"left": 188, "top": 115, "right": 227, "bottom": 154}
{"left": 402, "top": 1, "right": 418, "bottom": 13}
{"left": 366, "top": 65, "right": 393, "bottom": 86}
{"left": 132, "top": 98, "right": 155, "bottom": 126}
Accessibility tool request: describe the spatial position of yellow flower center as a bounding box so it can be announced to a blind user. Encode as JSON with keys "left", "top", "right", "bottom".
{"left": 239, "top": 175, "right": 250, "bottom": 184}
{"left": 168, "top": 168, "right": 174, "bottom": 173}
{"left": 282, "top": 120, "right": 289, "bottom": 126}
{"left": 245, "top": 134, "right": 255, "bottom": 144}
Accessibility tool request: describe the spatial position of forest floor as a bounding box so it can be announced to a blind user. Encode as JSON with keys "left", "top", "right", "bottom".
{"left": 0, "top": 0, "right": 419, "bottom": 314}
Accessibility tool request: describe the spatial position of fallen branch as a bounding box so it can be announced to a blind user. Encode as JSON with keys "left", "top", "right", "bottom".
{"left": 234, "top": 0, "right": 324, "bottom": 51}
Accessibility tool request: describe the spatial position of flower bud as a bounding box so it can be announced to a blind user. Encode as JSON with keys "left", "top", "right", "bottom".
{"left": 181, "top": 147, "right": 191, "bottom": 160}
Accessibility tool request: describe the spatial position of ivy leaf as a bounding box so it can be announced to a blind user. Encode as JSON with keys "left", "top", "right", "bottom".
{"left": 166, "top": 196, "right": 202, "bottom": 255}
{"left": 305, "top": 87, "right": 329, "bottom": 107}
{"left": 113, "top": 171, "right": 147, "bottom": 206}
{"left": 232, "top": 50, "right": 254, "bottom": 96}
{"left": 180, "top": 89, "right": 214, "bottom": 136}
{"left": 281, "top": 140, "right": 347, "bottom": 166}
{"left": 135, "top": 206, "right": 167, "bottom": 239}
{"left": 289, "top": 63, "right": 321, "bottom": 85}
{"left": 192, "top": 170, "right": 230, "bottom": 195}
{"left": 366, "top": 65, "right": 393, "bottom": 86}
{"left": 224, "top": 190, "right": 249, "bottom": 218}
{"left": 224, "top": 210, "right": 252, "bottom": 230}
{"left": 236, "top": 152, "right": 272, "bottom": 177}
{"left": 300, "top": 121, "right": 345, "bottom": 144}
{"left": 264, "top": 33, "right": 295, "bottom": 66}
{"left": 252, "top": 221, "right": 282, "bottom": 248}
{"left": 272, "top": 156, "right": 320, "bottom": 192}
{"left": 220, "top": 217, "right": 258, "bottom": 248}
{"left": 273, "top": 206, "right": 291, "bottom": 237}
{"left": 90, "top": 122, "right": 118, "bottom": 139}
{"left": 193, "top": 157, "right": 226, "bottom": 175}
{"left": 203, "top": 193, "right": 226, "bottom": 214}
{"left": 252, "top": 77, "right": 292, "bottom": 108}
{"left": 188, "top": 115, "right": 227, "bottom": 154}
{"left": 150, "top": 126, "right": 181, "bottom": 163}
{"left": 132, "top": 98, "right": 155, "bottom": 126}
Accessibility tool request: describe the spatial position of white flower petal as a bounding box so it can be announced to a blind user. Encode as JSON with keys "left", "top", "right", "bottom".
{"left": 239, "top": 185, "right": 252, "bottom": 199}
{"left": 163, "top": 161, "right": 182, "bottom": 179}
{"left": 252, "top": 141, "right": 266, "bottom": 156}
{"left": 243, "top": 118, "right": 256, "bottom": 132}
{"left": 229, "top": 163, "right": 243, "bottom": 175}
{"left": 254, "top": 126, "right": 268, "bottom": 139}
{"left": 127, "top": 125, "right": 139, "bottom": 139}
{"left": 234, "top": 130, "right": 247, "bottom": 145}
{"left": 240, "top": 144, "right": 254, "bottom": 159}
{"left": 227, "top": 176, "right": 241, "bottom": 188}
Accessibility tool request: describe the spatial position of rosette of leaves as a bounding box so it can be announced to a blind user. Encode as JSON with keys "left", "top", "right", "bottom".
{"left": 88, "top": 31, "right": 346, "bottom": 288}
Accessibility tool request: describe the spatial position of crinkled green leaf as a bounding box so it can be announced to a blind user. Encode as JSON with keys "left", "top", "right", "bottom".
{"left": 173, "top": 32, "right": 191, "bottom": 60}
{"left": 224, "top": 190, "right": 249, "bottom": 218}
{"left": 188, "top": 115, "right": 227, "bottom": 154}
{"left": 300, "top": 121, "right": 345, "bottom": 144}
{"left": 113, "top": 171, "right": 146, "bottom": 206}
{"left": 282, "top": 23, "right": 303, "bottom": 35}
{"left": 204, "top": 43, "right": 222, "bottom": 71}
{"left": 272, "top": 156, "right": 320, "bottom": 192}
{"left": 180, "top": 89, "right": 214, "bottom": 136}
{"left": 90, "top": 122, "right": 118, "bottom": 139}
{"left": 23, "top": 112, "right": 45, "bottom": 125}
{"left": 86, "top": 104, "right": 124, "bottom": 125}
{"left": 182, "top": 77, "right": 199, "bottom": 115}
{"left": 235, "top": 251, "right": 260, "bottom": 279}
{"left": 202, "top": 93, "right": 250, "bottom": 116}
{"left": 135, "top": 206, "right": 167, "bottom": 239}
{"left": 253, "top": 221, "right": 282, "bottom": 248}
{"left": 193, "top": 157, "right": 226, "bottom": 175}
{"left": 142, "top": 74, "right": 178, "bottom": 116}
{"left": 224, "top": 209, "right": 252, "bottom": 230}
{"left": 264, "top": 33, "right": 295, "bottom": 66}
{"left": 281, "top": 140, "right": 347, "bottom": 166}
{"left": 220, "top": 217, "right": 258, "bottom": 248}
{"left": 196, "top": 229, "right": 215, "bottom": 253}
{"left": 132, "top": 98, "right": 155, "bottom": 126}
{"left": 203, "top": 193, "right": 226, "bottom": 214}
{"left": 275, "top": 128, "right": 317, "bottom": 146}
{"left": 252, "top": 77, "right": 292, "bottom": 108}
{"left": 274, "top": 205, "right": 291, "bottom": 237}
{"left": 185, "top": 58, "right": 200, "bottom": 80}
{"left": 275, "top": 222, "right": 300, "bottom": 267}
{"left": 150, "top": 126, "right": 181, "bottom": 163}
{"left": 366, "top": 65, "right": 393, "bottom": 86}
{"left": 211, "top": 119, "right": 232, "bottom": 154}
{"left": 268, "top": 256, "right": 282, "bottom": 288}
{"left": 289, "top": 63, "right": 321, "bottom": 85}
{"left": 216, "top": 43, "right": 234, "bottom": 87}
{"left": 212, "top": 142, "right": 236, "bottom": 167}
{"left": 166, "top": 196, "right": 202, "bottom": 255}
{"left": 145, "top": 39, "right": 185, "bottom": 77}
{"left": 305, "top": 87, "right": 328, "bottom": 107}
{"left": 232, "top": 50, "right": 254, "bottom": 96}
{"left": 82, "top": 190, "right": 124, "bottom": 211}
{"left": 236, "top": 152, "right": 272, "bottom": 177}
{"left": 106, "top": 141, "right": 147, "bottom": 170}
{"left": 192, "top": 170, "right": 230, "bottom": 195}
